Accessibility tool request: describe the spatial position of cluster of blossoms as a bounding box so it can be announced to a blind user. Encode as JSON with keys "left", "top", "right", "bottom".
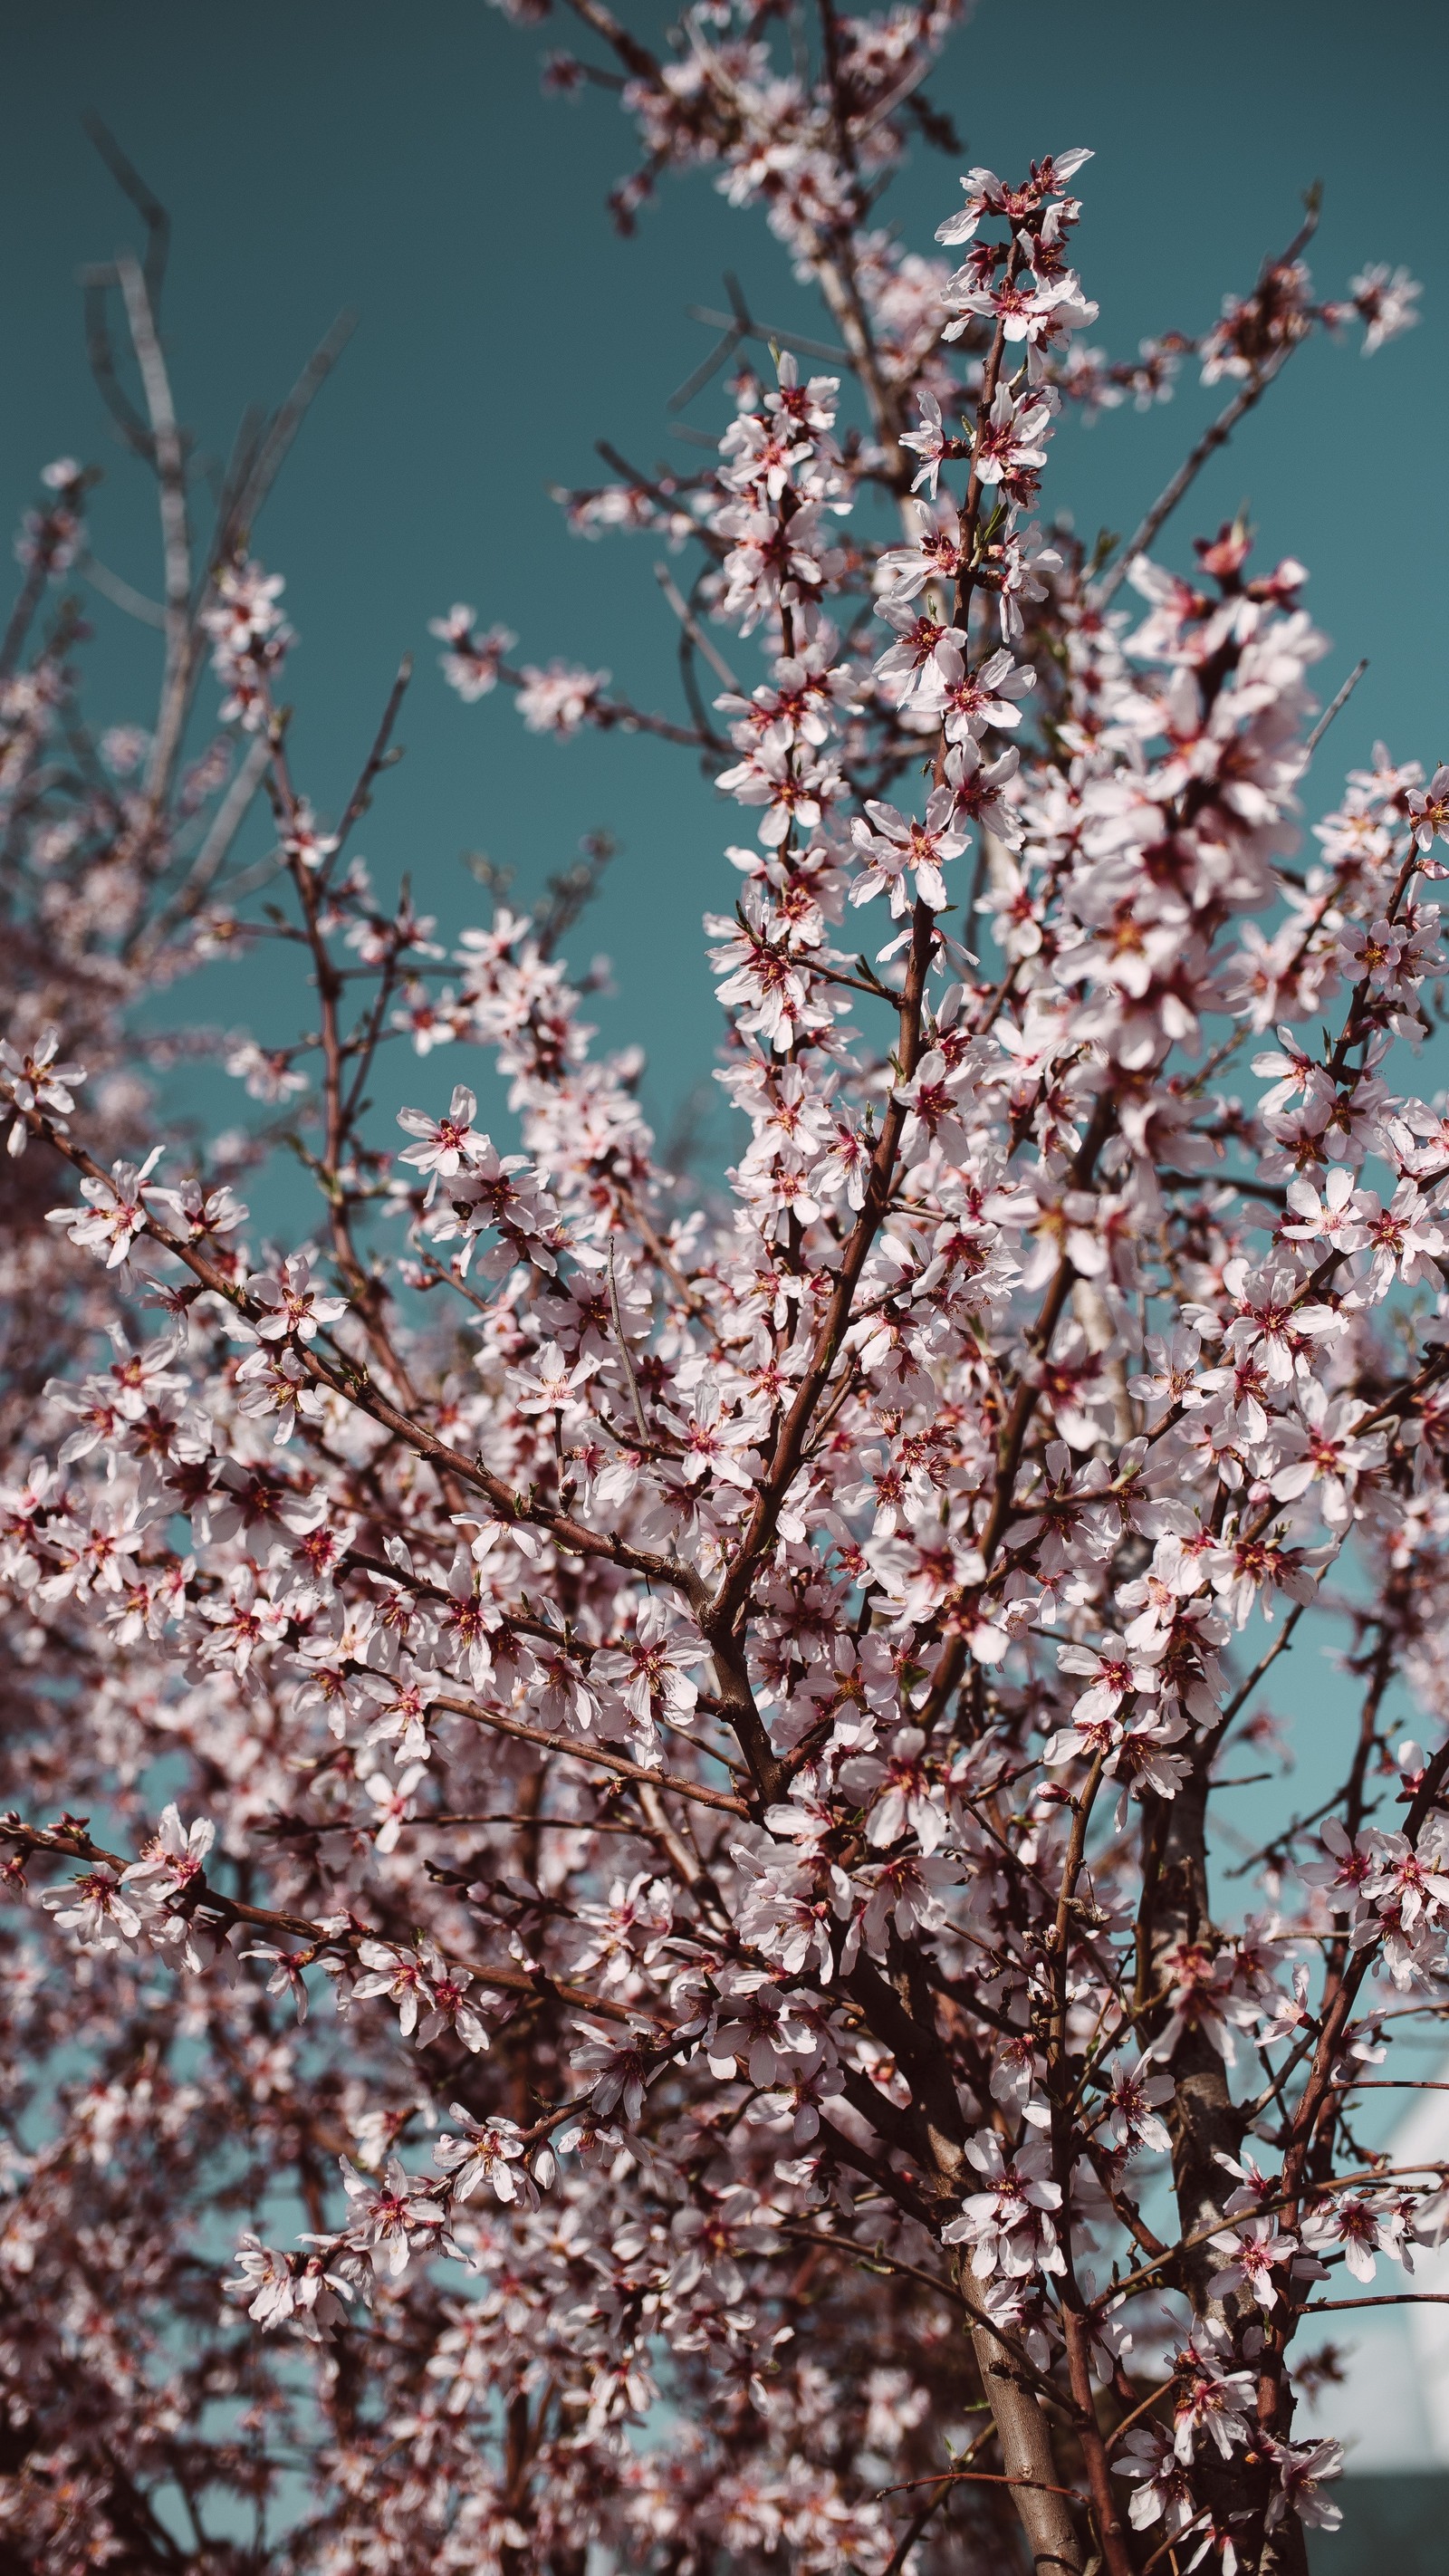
{"left": 0, "top": 12, "right": 1441, "bottom": 2576}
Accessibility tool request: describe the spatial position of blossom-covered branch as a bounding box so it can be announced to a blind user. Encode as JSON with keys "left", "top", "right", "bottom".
{"left": 0, "top": 14, "right": 1437, "bottom": 2576}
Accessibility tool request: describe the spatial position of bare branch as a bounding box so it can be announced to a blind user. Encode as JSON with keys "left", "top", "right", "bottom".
{"left": 82, "top": 115, "right": 171, "bottom": 309}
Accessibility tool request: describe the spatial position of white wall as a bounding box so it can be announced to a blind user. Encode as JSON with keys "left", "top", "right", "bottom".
{"left": 1298, "top": 2070, "right": 1449, "bottom": 2470}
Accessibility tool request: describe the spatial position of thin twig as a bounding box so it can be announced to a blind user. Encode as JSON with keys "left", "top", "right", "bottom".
{"left": 82, "top": 115, "right": 170, "bottom": 307}
{"left": 607, "top": 1240, "right": 652, "bottom": 1444}
{"left": 115, "top": 252, "right": 192, "bottom": 803}
{"left": 1089, "top": 192, "right": 1323, "bottom": 608}
{"left": 1090, "top": 353, "right": 1294, "bottom": 610}
{"left": 654, "top": 562, "right": 739, "bottom": 690}
{"left": 686, "top": 303, "right": 850, "bottom": 367}
{"left": 213, "top": 313, "right": 358, "bottom": 579}
{"left": 433, "top": 1691, "right": 748, "bottom": 1818}
{"left": 1304, "top": 2292, "right": 1449, "bottom": 2313}
{"left": 1215, "top": 1600, "right": 1307, "bottom": 1734}
{"left": 325, "top": 655, "right": 412, "bottom": 880}
{"left": 1305, "top": 657, "right": 1368, "bottom": 757}
{"left": 81, "top": 553, "right": 167, "bottom": 628}
{"left": 136, "top": 733, "right": 273, "bottom": 958}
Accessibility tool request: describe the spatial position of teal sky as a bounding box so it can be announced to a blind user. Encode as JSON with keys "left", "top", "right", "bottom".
{"left": 1, "top": 0, "right": 1445, "bottom": 1169}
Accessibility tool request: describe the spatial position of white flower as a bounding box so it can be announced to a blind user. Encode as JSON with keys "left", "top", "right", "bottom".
{"left": 1101, "top": 2056, "right": 1175, "bottom": 2157}
{"left": 433, "top": 2109, "right": 527, "bottom": 2202}
{"left": 43, "top": 1867, "right": 149, "bottom": 1951}
{"left": 1205, "top": 2213, "right": 1299, "bottom": 2310}
{"left": 515, "top": 660, "right": 609, "bottom": 735}
{"left": 0, "top": 1025, "right": 85, "bottom": 1156}
{"left": 1114, "top": 2421, "right": 1200, "bottom": 2537}
{"left": 509, "top": 1340, "right": 601, "bottom": 1418}
{"left": 571, "top": 2022, "right": 655, "bottom": 2124}
{"left": 340, "top": 2156, "right": 446, "bottom": 2276}
{"left": 1262, "top": 2437, "right": 1344, "bottom": 2533}
{"left": 124, "top": 1803, "right": 216, "bottom": 1899}
{"left": 362, "top": 1764, "right": 426, "bottom": 1856}
{"left": 245, "top": 1254, "right": 349, "bottom": 1343}
{"left": 899, "top": 390, "right": 946, "bottom": 496}
{"left": 47, "top": 1150, "right": 163, "bottom": 1267}
{"left": 940, "top": 2130, "right": 1064, "bottom": 2279}
{"left": 1057, "top": 1630, "right": 1163, "bottom": 1726}
{"left": 591, "top": 1598, "right": 707, "bottom": 1726}
{"left": 226, "top": 2236, "right": 353, "bottom": 2340}
{"left": 396, "top": 1086, "right": 487, "bottom": 1179}
{"left": 849, "top": 788, "right": 966, "bottom": 916}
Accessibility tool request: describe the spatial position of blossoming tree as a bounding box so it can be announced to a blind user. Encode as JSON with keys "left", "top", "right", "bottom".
{"left": 0, "top": 12, "right": 1441, "bottom": 2574}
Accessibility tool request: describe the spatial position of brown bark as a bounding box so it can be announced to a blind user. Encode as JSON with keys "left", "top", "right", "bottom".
{"left": 1142, "top": 1773, "right": 1310, "bottom": 2574}
{"left": 967, "top": 2276, "right": 1084, "bottom": 2575}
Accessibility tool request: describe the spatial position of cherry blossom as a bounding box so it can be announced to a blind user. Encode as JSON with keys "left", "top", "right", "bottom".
{"left": 0, "top": 1025, "right": 84, "bottom": 1157}
{"left": 0, "top": 24, "right": 1439, "bottom": 2576}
